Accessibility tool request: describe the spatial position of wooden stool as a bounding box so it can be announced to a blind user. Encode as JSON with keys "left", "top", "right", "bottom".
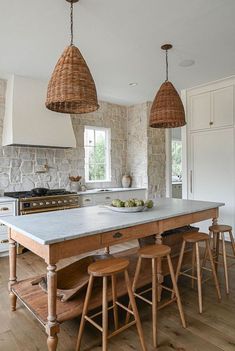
{"left": 76, "top": 258, "right": 147, "bottom": 351}
{"left": 175, "top": 232, "right": 221, "bottom": 314}
{"left": 208, "top": 224, "right": 235, "bottom": 294}
{"left": 126, "top": 244, "right": 186, "bottom": 348}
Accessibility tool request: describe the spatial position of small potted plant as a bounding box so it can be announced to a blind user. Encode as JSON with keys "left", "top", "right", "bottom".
{"left": 69, "top": 175, "right": 82, "bottom": 192}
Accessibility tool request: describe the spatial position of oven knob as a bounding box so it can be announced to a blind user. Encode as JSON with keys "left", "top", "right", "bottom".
{"left": 52, "top": 201, "right": 56, "bottom": 205}
{"left": 58, "top": 200, "right": 62, "bottom": 204}
{"left": 33, "top": 203, "right": 37, "bottom": 207}
{"left": 39, "top": 202, "right": 44, "bottom": 206}
{"left": 46, "top": 202, "right": 50, "bottom": 205}
{"left": 64, "top": 200, "right": 68, "bottom": 203}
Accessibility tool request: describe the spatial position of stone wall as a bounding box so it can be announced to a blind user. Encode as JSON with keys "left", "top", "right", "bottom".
{"left": 0, "top": 78, "right": 166, "bottom": 197}
{"left": 0, "top": 79, "right": 127, "bottom": 195}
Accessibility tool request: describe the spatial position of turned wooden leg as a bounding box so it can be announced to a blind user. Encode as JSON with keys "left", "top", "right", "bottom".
{"left": 111, "top": 275, "right": 119, "bottom": 331}
{"left": 46, "top": 264, "right": 60, "bottom": 351}
{"left": 167, "top": 254, "right": 186, "bottom": 328}
{"left": 152, "top": 258, "right": 158, "bottom": 348}
{"left": 102, "top": 276, "right": 108, "bottom": 351}
{"left": 8, "top": 236, "right": 17, "bottom": 312}
{"left": 124, "top": 270, "right": 147, "bottom": 351}
{"left": 229, "top": 230, "right": 235, "bottom": 256}
{"left": 206, "top": 241, "right": 221, "bottom": 301}
{"left": 221, "top": 233, "right": 229, "bottom": 294}
{"left": 195, "top": 243, "right": 203, "bottom": 314}
{"left": 76, "top": 275, "right": 94, "bottom": 351}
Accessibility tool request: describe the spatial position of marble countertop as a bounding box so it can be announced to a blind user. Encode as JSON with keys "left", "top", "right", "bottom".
{"left": 77, "top": 187, "right": 146, "bottom": 195}
{"left": 0, "top": 198, "right": 224, "bottom": 246}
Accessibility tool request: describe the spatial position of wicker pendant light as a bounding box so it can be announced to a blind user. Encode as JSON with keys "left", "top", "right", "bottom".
{"left": 149, "top": 44, "right": 186, "bottom": 128}
{"left": 46, "top": 0, "right": 99, "bottom": 114}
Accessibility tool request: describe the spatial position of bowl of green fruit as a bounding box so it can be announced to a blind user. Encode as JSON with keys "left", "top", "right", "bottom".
{"left": 105, "top": 198, "right": 154, "bottom": 213}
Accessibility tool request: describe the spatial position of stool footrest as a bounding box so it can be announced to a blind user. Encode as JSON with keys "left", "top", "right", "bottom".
{"left": 108, "top": 320, "right": 136, "bottom": 339}
{"left": 85, "top": 316, "right": 103, "bottom": 332}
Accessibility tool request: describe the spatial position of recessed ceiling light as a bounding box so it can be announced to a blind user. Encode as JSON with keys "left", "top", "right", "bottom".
{"left": 179, "top": 59, "right": 195, "bottom": 67}
{"left": 129, "top": 82, "right": 138, "bottom": 87}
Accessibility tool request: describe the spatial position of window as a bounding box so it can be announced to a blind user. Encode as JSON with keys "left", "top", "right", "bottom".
{"left": 84, "top": 126, "right": 111, "bottom": 182}
{"left": 172, "top": 140, "right": 182, "bottom": 180}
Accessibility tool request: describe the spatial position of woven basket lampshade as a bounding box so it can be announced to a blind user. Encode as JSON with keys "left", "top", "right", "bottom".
{"left": 149, "top": 44, "right": 186, "bottom": 128}
{"left": 149, "top": 81, "right": 186, "bottom": 128}
{"left": 46, "top": 45, "right": 99, "bottom": 114}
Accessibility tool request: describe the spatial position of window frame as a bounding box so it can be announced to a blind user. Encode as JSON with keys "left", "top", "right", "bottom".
{"left": 84, "top": 125, "right": 111, "bottom": 183}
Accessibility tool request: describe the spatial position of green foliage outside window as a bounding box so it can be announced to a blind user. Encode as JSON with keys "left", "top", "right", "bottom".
{"left": 172, "top": 140, "right": 182, "bottom": 178}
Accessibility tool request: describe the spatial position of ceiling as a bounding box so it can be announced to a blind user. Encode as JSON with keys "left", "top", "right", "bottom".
{"left": 0, "top": 0, "right": 235, "bottom": 105}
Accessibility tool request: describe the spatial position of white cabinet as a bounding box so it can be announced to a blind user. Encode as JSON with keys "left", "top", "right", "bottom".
{"left": 185, "top": 77, "right": 235, "bottom": 234}
{"left": 79, "top": 189, "right": 147, "bottom": 207}
{"left": 0, "top": 197, "right": 17, "bottom": 256}
{"left": 189, "top": 84, "right": 234, "bottom": 132}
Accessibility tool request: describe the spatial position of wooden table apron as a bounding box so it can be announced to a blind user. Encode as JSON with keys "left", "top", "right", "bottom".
{"left": 8, "top": 206, "right": 219, "bottom": 351}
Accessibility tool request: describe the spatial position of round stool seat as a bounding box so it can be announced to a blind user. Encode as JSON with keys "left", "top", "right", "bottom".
{"left": 209, "top": 224, "right": 232, "bottom": 233}
{"left": 183, "top": 232, "right": 209, "bottom": 243}
{"left": 88, "top": 258, "right": 129, "bottom": 277}
{"left": 139, "top": 244, "right": 171, "bottom": 258}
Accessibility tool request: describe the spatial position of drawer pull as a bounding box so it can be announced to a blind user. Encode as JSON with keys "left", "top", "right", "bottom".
{"left": 105, "top": 197, "right": 111, "bottom": 200}
{"left": 0, "top": 239, "right": 9, "bottom": 244}
{"left": 113, "top": 232, "right": 123, "bottom": 239}
{"left": 0, "top": 223, "right": 5, "bottom": 226}
{"left": 0, "top": 207, "right": 9, "bottom": 211}
{"left": 85, "top": 199, "right": 91, "bottom": 202}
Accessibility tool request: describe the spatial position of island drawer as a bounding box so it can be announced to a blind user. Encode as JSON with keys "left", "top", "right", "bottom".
{"left": 0, "top": 222, "right": 8, "bottom": 234}
{"left": 101, "top": 222, "right": 158, "bottom": 246}
{"left": 0, "top": 202, "right": 15, "bottom": 216}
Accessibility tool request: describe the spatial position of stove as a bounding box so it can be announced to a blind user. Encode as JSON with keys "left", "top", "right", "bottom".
{"left": 4, "top": 189, "right": 80, "bottom": 215}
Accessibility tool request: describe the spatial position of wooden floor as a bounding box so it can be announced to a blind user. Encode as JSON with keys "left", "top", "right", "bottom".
{"left": 0, "top": 241, "right": 235, "bottom": 351}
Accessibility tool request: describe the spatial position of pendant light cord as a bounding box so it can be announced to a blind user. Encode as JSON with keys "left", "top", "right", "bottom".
{"left": 165, "top": 49, "right": 169, "bottom": 81}
{"left": 70, "top": 1, "right": 74, "bottom": 46}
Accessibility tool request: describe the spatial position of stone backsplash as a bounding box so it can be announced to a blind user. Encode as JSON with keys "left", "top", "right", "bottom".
{"left": 0, "top": 78, "right": 166, "bottom": 197}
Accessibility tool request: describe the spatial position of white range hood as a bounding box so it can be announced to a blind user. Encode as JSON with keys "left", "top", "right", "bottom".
{"left": 2, "top": 75, "right": 76, "bottom": 148}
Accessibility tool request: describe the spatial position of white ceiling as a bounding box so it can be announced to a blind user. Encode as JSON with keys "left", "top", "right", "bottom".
{"left": 0, "top": 0, "right": 235, "bottom": 105}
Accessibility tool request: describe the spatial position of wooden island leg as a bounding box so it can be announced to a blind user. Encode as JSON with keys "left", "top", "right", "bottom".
{"left": 46, "top": 264, "right": 60, "bottom": 351}
{"left": 8, "top": 235, "right": 17, "bottom": 311}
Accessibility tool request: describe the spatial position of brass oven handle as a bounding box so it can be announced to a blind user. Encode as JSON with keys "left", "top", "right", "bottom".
{"left": 113, "top": 232, "right": 123, "bottom": 239}
{"left": 0, "top": 239, "right": 9, "bottom": 244}
{"left": 0, "top": 207, "right": 9, "bottom": 211}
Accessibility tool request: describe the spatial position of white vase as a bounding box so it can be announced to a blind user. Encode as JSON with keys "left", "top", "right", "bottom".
{"left": 122, "top": 174, "right": 132, "bottom": 188}
{"left": 70, "top": 182, "right": 80, "bottom": 192}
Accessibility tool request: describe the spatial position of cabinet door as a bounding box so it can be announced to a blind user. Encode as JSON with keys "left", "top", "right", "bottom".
{"left": 189, "top": 92, "right": 211, "bottom": 131}
{"left": 212, "top": 86, "right": 234, "bottom": 128}
{"left": 190, "top": 129, "right": 234, "bottom": 231}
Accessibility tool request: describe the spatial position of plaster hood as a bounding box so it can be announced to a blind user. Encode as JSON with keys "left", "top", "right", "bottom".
{"left": 2, "top": 75, "right": 76, "bottom": 148}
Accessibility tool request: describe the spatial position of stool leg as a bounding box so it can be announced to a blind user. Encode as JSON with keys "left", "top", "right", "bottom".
{"left": 206, "top": 240, "right": 221, "bottom": 301}
{"left": 195, "top": 242, "right": 203, "bottom": 314}
{"left": 201, "top": 231, "right": 212, "bottom": 270}
{"left": 215, "top": 232, "right": 220, "bottom": 273}
{"left": 229, "top": 230, "right": 235, "bottom": 256}
{"left": 76, "top": 275, "right": 94, "bottom": 351}
{"left": 221, "top": 232, "right": 229, "bottom": 294}
{"left": 167, "top": 254, "right": 186, "bottom": 328}
{"left": 152, "top": 258, "right": 158, "bottom": 348}
{"left": 172, "top": 240, "right": 186, "bottom": 299}
{"left": 191, "top": 245, "right": 196, "bottom": 288}
{"left": 111, "top": 275, "right": 119, "bottom": 331}
{"left": 102, "top": 276, "right": 108, "bottom": 351}
{"left": 124, "top": 270, "right": 147, "bottom": 351}
{"left": 126, "top": 256, "right": 142, "bottom": 324}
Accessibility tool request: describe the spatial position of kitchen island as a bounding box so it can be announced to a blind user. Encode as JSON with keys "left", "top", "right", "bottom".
{"left": 1, "top": 198, "right": 224, "bottom": 351}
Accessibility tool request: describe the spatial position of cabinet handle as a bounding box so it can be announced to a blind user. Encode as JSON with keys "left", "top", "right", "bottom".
{"left": 113, "top": 232, "right": 123, "bottom": 239}
{"left": 0, "top": 207, "right": 9, "bottom": 211}
{"left": 84, "top": 199, "right": 91, "bottom": 202}
{"left": 190, "top": 170, "right": 193, "bottom": 193}
{"left": 209, "top": 121, "right": 213, "bottom": 126}
{"left": 0, "top": 239, "right": 9, "bottom": 244}
{"left": 0, "top": 223, "right": 5, "bottom": 226}
{"left": 105, "top": 197, "right": 111, "bottom": 200}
